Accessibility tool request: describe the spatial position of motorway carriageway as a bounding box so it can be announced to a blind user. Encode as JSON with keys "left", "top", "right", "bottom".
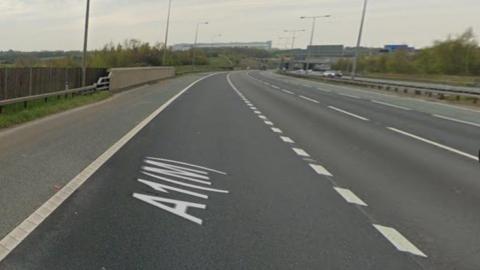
{"left": 1, "top": 71, "right": 480, "bottom": 269}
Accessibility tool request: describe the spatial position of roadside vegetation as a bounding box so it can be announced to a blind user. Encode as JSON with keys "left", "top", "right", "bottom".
{"left": 0, "top": 91, "right": 111, "bottom": 129}
{"left": 0, "top": 41, "right": 273, "bottom": 129}
{"left": 1, "top": 39, "right": 273, "bottom": 73}
{"left": 333, "top": 29, "right": 480, "bottom": 86}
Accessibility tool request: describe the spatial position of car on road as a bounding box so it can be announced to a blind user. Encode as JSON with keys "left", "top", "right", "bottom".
{"left": 323, "top": 70, "right": 343, "bottom": 78}
{"left": 292, "top": 69, "right": 307, "bottom": 75}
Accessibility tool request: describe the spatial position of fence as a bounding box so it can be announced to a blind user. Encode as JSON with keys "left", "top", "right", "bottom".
{"left": 0, "top": 67, "right": 108, "bottom": 100}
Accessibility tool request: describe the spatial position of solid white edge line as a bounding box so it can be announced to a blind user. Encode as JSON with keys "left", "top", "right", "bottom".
{"left": 299, "top": 95, "right": 320, "bottom": 104}
{"left": 333, "top": 187, "right": 367, "bottom": 206}
{"left": 292, "top": 148, "right": 310, "bottom": 157}
{"left": 0, "top": 72, "right": 220, "bottom": 262}
{"left": 282, "top": 89, "right": 294, "bottom": 95}
{"left": 328, "top": 106, "right": 370, "bottom": 121}
{"left": 309, "top": 164, "right": 333, "bottom": 176}
{"left": 387, "top": 127, "right": 478, "bottom": 161}
{"left": 371, "top": 100, "right": 411, "bottom": 111}
{"left": 432, "top": 114, "right": 480, "bottom": 128}
{"left": 373, "top": 224, "right": 427, "bottom": 258}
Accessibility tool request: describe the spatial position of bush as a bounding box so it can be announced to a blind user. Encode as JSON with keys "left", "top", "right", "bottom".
{"left": 334, "top": 28, "right": 480, "bottom": 76}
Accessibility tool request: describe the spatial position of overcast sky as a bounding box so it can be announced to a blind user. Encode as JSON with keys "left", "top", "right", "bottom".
{"left": 1, "top": 0, "right": 479, "bottom": 51}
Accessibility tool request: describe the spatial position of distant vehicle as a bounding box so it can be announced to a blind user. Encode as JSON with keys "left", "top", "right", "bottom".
{"left": 293, "top": 69, "right": 306, "bottom": 75}
{"left": 323, "top": 70, "right": 343, "bottom": 78}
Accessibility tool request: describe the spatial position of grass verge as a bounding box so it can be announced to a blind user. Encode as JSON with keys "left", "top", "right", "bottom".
{"left": 175, "top": 65, "right": 233, "bottom": 76}
{"left": 0, "top": 91, "right": 112, "bottom": 129}
{"left": 280, "top": 72, "right": 480, "bottom": 108}
{"left": 363, "top": 73, "right": 480, "bottom": 88}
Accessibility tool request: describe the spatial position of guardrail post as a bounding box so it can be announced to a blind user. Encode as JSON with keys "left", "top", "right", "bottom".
{"left": 65, "top": 68, "right": 69, "bottom": 90}
{"left": 3, "top": 67, "right": 7, "bottom": 100}
{"left": 29, "top": 67, "right": 33, "bottom": 96}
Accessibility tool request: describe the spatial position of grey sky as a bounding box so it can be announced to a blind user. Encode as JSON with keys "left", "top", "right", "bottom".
{"left": 1, "top": 0, "right": 479, "bottom": 51}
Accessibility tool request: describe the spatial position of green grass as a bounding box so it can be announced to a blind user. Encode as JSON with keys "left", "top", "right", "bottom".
{"left": 363, "top": 73, "right": 480, "bottom": 87}
{"left": 209, "top": 55, "right": 234, "bottom": 68}
{"left": 174, "top": 55, "right": 235, "bottom": 76}
{"left": 175, "top": 65, "right": 232, "bottom": 76}
{"left": 0, "top": 91, "right": 111, "bottom": 129}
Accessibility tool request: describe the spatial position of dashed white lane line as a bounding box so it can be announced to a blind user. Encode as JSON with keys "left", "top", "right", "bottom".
{"left": 0, "top": 72, "right": 220, "bottom": 262}
{"left": 338, "top": 93, "right": 360, "bottom": 99}
{"left": 328, "top": 106, "right": 370, "bottom": 121}
{"left": 373, "top": 224, "right": 427, "bottom": 258}
{"left": 259, "top": 115, "right": 267, "bottom": 120}
{"left": 333, "top": 187, "right": 368, "bottom": 206}
{"left": 282, "top": 89, "right": 294, "bottom": 95}
{"left": 271, "top": 127, "right": 283, "bottom": 133}
{"left": 280, "top": 136, "right": 295, "bottom": 143}
{"left": 299, "top": 95, "right": 320, "bottom": 104}
{"left": 387, "top": 127, "right": 478, "bottom": 161}
{"left": 254, "top": 111, "right": 261, "bottom": 114}
{"left": 271, "top": 85, "right": 280, "bottom": 89}
{"left": 264, "top": 121, "right": 274, "bottom": 126}
{"left": 432, "top": 114, "right": 480, "bottom": 128}
{"left": 371, "top": 100, "right": 411, "bottom": 111}
{"left": 309, "top": 164, "right": 333, "bottom": 176}
{"left": 292, "top": 148, "right": 310, "bottom": 157}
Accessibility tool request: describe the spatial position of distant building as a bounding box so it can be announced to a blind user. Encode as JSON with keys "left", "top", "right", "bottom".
{"left": 291, "top": 45, "right": 348, "bottom": 70}
{"left": 287, "top": 44, "right": 417, "bottom": 70}
{"left": 381, "top": 44, "right": 415, "bottom": 53}
{"left": 172, "top": 41, "right": 272, "bottom": 51}
{"left": 344, "top": 46, "right": 382, "bottom": 57}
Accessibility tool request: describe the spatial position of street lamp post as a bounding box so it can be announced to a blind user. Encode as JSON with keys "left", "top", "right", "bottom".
{"left": 300, "top": 15, "right": 331, "bottom": 72}
{"left": 192, "top": 21, "right": 209, "bottom": 69}
{"left": 284, "top": 29, "right": 305, "bottom": 49}
{"left": 162, "top": 0, "right": 173, "bottom": 65}
{"left": 82, "top": 0, "right": 91, "bottom": 87}
{"left": 284, "top": 29, "right": 305, "bottom": 71}
{"left": 351, "top": 0, "right": 368, "bottom": 79}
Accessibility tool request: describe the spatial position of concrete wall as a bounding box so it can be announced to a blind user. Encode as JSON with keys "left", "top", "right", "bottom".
{"left": 109, "top": 67, "right": 175, "bottom": 92}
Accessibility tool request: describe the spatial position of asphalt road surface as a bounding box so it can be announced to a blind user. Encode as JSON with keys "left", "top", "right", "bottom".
{"left": 1, "top": 71, "right": 480, "bottom": 269}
